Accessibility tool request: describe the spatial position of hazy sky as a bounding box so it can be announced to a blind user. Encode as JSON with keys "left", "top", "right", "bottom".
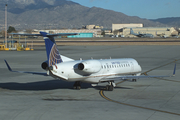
{"left": 70, "top": 0, "right": 180, "bottom": 19}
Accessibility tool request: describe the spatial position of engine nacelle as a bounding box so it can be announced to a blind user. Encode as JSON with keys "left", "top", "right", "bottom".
{"left": 78, "top": 60, "right": 101, "bottom": 74}
{"left": 41, "top": 60, "right": 48, "bottom": 70}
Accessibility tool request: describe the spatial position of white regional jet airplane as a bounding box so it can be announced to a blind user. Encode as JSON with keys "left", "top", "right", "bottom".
{"left": 4, "top": 32, "right": 176, "bottom": 91}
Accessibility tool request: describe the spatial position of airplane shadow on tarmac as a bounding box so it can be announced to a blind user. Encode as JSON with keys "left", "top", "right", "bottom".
{"left": 0, "top": 80, "right": 91, "bottom": 91}
{"left": 0, "top": 80, "right": 132, "bottom": 91}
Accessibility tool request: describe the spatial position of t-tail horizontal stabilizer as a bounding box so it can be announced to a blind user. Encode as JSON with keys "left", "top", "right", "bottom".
{"left": 10, "top": 31, "right": 78, "bottom": 67}
{"left": 9, "top": 32, "right": 79, "bottom": 37}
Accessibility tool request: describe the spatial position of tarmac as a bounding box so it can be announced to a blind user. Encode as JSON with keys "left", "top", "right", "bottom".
{"left": 0, "top": 45, "right": 180, "bottom": 120}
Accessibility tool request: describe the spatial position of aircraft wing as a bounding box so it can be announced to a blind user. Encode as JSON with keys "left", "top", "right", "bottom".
{"left": 100, "top": 75, "right": 173, "bottom": 82}
{"left": 4, "top": 60, "right": 48, "bottom": 76}
{"left": 100, "top": 64, "right": 176, "bottom": 82}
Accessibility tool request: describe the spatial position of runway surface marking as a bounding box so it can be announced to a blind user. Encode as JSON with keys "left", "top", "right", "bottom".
{"left": 99, "top": 90, "right": 180, "bottom": 116}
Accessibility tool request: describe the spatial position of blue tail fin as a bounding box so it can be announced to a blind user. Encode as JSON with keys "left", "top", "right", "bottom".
{"left": 40, "top": 32, "right": 63, "bottom": 67}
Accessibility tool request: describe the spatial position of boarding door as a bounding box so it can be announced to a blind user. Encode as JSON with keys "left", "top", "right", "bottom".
{"left": 106, "top": 63, "right": 110, "bottom": 72}
{"left": 130, "top": 62, "right": 134, "bottom": 72}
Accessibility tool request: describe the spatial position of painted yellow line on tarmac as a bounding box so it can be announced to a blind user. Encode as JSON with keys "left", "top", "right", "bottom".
{"left": 99, "top": 90, "right": 180, "bottom": 116}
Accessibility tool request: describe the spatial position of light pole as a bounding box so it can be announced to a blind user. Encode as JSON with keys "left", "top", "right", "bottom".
{"left": 5, "top": 4, "right": 7, "bottom": 48}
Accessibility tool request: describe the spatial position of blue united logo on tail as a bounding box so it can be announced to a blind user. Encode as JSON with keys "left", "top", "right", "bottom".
{"left": 40, "top": 32, "right": 63, "bottom": 67}
{"left": 49, "top": 44, "right": 63, "bottom": 66}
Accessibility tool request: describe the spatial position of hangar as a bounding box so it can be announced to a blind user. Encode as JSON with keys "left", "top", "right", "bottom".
{"left": 112, "top": 23, "right": 143, "bottom": 32}
{"left": 112, "top": 24, "right": 178, "bottom": 37}
{"left": 120, "top": 27, "right": 178, "bottom": 38}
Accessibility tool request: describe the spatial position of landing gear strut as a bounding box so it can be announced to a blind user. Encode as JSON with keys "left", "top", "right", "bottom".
{"left": 132, "top": 79, "right": 137, "bottom": 82}
{"left": 106, "top": 81, "right": 116, "bottom": 91}
{"left": 73, "top": 81, "right": 81, "bottom": 90}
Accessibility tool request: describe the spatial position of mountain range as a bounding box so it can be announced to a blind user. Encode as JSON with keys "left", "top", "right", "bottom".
{"left": 150, "top": 17, "right": 180, "bottom": 28}
{"left": 0, "top": 0, "right": 179, "bottom": 30}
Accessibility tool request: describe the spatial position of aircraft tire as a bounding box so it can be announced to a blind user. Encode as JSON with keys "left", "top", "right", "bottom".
{"left": 106, "top": 85, "right": 114, "bottom": 91}
{"left": 109, "top": 85, "right": 114, "bottom": 91}
{"left": 73, "top": 81, "right": 81, "bottom": 90}
{"left": 73, "top": 86, "right": 76, "bottom": 89}
{"left": 106, "top": 85, "right": 109, "bottom": 91}
{"left": 76, "top": 86, "right": 81, "bottom": 90}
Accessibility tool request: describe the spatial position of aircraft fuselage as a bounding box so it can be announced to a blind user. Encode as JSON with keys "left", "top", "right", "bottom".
{"left": 49, "top": 58, "right": 142, "bottom": 83}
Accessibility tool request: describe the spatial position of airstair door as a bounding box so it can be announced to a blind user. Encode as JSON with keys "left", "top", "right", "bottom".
{"left": 130, "top": 62, "right": 134, "bottom": 72}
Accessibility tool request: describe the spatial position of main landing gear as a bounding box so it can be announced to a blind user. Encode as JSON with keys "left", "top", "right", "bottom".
{"left": 73, "top": 81, "right": 81, "bottom": 90}
{"left": 106, "top": 81, "right": 116, "bottom": 91}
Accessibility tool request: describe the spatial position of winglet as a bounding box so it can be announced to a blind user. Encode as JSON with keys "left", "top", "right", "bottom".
{"left": 4, "top": 60, "right": 12, "bottom": 71}
{"left": 173, "top": 63, "right": 176, "bottom": 76}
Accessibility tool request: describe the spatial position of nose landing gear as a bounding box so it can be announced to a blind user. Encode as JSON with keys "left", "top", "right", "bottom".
{"left": 73, "top": 81, "right": 81, "bottom": 90}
